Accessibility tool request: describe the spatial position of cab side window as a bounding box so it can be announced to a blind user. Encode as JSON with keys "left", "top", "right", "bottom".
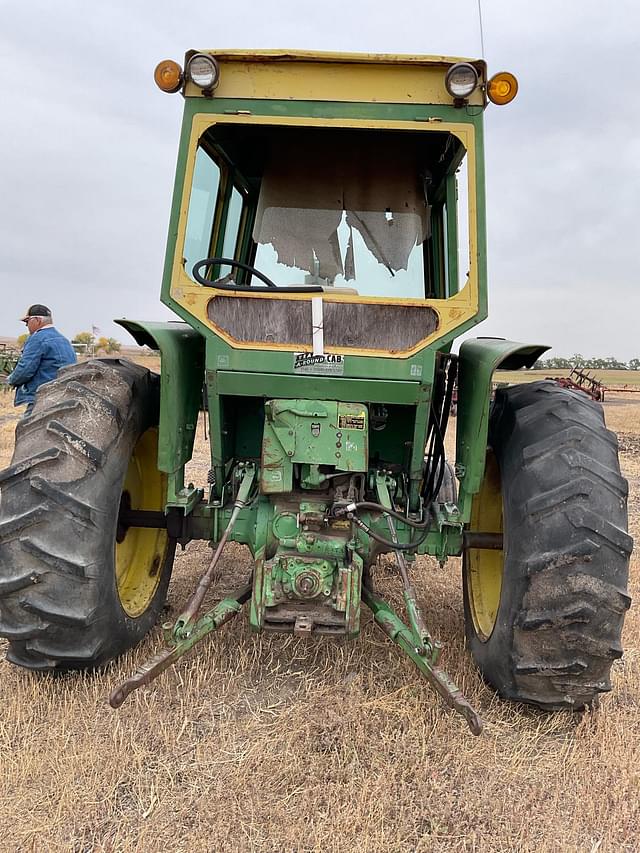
{"left": 184, "top": 147, "right": 221, "bottom": 281}
{"left": 184, "top": 142, "right": 248, "bottom": 283}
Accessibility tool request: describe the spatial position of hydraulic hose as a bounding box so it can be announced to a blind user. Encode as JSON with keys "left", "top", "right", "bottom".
{"left": 334, "top": 501, "right": 432, "bottom": 551}
{"left": 338, "top": 501, "right": 431, "bottom": 529}
{"left": 421, "top": 355, "right": 457, "bottom": 503}
{"left": 349, "top": 513, "right": 430, "bottom": 551}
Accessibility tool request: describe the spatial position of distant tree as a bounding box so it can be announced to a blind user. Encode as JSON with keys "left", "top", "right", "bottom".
{"left": 73, "top": 331, "right": 95, "bottom": 347}
{"left": 72, "top": 331, "right": 96, "bottom": 357}
{"left": 571, "top": 353, "right": 586, "bottom": 367}
{"left": 603, "top": 357, "right": 627, "bottom": 370}
{"left": 628, "top": 358, "right": 640, "bottom": 371}
{"left": 96, "top": 336, "right": 121, "bottom": 354}
{"left": 17, "top": 333, "right": 28, "bottom": 348}
{"left": 545, "top": 357, "right": 572, "bottom": 369}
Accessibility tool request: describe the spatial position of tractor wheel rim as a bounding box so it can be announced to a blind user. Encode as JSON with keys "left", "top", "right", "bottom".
{"left": 467, "top": 449, "right": 504, "bottom": 641}
{"left": 115, "top": 428, "right": 168, "bottom": 618}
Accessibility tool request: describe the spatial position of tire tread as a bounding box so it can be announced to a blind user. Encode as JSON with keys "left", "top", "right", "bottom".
{"left": 464, "top": 380, "right": 632, "bottom": 709}
{"left": 0, "top": 358, "right": 174, "bottom": 671}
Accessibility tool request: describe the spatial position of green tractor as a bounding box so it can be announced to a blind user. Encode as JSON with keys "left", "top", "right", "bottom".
{"left": 0, "top": 51, "right": 632, "bottom": 733}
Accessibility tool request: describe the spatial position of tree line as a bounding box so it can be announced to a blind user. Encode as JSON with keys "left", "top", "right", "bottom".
{"left": 533, "top": 354, "right": 640, "bottom": 371}
{"left": 16, "top": 330, "right": 121, "bottom": 354}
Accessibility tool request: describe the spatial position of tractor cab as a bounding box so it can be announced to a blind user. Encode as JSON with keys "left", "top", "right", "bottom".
{"left": 154, "top": 51, "right": 512, "bottom": 364}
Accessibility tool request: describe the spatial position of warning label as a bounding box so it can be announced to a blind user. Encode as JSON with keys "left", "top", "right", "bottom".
{"left": 338, "top": 414, "right": 366, "bottom": 430}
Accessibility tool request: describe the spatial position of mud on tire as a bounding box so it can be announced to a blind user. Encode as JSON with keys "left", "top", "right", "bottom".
{"left": 0, "top": 359, "right": 176, "bottom": 671}
{"left": 463, "top": 380, "right": 633, "bottom": 709}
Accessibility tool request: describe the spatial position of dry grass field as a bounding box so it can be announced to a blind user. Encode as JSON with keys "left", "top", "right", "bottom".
{"left": 0, "top": 368, "right": 638, "bottom": 852}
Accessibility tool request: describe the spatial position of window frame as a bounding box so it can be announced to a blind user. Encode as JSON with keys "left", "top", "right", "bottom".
{"left": 183, "top": 136, "right": 252, "bottom": 284}
{"left": 166, "top": 113, "right": 482, "bottom": 361}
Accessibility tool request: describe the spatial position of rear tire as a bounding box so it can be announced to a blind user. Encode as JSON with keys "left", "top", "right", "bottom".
{"left": 463, "top": 380, "right": 632, "bottom": 708}
{"left": 0, "top": 359, "right": 175, "bottom": 671}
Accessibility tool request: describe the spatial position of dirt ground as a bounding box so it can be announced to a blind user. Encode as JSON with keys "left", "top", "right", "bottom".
{"left": 0, "top": 374, "right": 638, "bottom": 852}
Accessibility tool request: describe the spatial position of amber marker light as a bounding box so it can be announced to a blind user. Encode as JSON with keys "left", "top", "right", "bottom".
{"left": 154, "top": 59, "right": 183, "bottom": 93}
{"left": 487, "top": 72, "right": 518, "bottom": 105}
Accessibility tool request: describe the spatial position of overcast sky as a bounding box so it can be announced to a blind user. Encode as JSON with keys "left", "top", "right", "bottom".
{"left": 1, "top": 1, "right": 638, "bottom": 359}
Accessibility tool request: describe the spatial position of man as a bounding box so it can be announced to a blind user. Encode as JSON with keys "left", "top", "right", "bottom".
{"left": 6, "top": 305, "right": 77, "bottom": 417}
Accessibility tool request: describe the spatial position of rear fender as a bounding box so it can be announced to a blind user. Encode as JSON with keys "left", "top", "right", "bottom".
{"left": 116, "top": 320, "right": 205, "bottom": 474}
{"left": 455, "top": 338, "right": 549, "bottom": 521}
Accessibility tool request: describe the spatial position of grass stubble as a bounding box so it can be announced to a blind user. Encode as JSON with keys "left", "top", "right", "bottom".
{"left": 0, "top": 371, "right": 638, "bottom": 852}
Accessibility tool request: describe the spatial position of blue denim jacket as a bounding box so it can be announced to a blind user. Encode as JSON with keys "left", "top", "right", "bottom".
{"left": 7, "top": 326, "right": 77, "bottom": 406}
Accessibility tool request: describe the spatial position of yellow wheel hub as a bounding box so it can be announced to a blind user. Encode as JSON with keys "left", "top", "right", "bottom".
{"left": 466, "top": 450, "right": 504, "bottom": 641}
{"left": 115, "top": 428, "right": 168, "bottom": 618}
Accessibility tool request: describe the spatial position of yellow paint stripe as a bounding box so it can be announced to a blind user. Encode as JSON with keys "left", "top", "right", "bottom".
{"left": 184, "top": 58, "right": 485, "bottom": 106}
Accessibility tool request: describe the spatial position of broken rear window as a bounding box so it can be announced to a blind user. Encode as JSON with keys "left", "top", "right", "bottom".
{"left": 253, "top": 135, "right": 430, "bottom": 297}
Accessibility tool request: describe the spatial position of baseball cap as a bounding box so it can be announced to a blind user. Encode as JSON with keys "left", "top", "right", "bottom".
{"left": 21, "top": 304, "right": 52, "bottom": 321}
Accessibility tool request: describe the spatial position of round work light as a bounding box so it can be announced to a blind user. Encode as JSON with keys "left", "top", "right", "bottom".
{"left": 487, "top": 72, "right": 519, "bottom": 105}
{"left": 187, "top": 54, "right": 220, "bottom": 90}
{"left": 154, "top": 60, "right": 183, "bottom": 93}
{"left": 445, "top": 63, "right": 479, "bottom": 99}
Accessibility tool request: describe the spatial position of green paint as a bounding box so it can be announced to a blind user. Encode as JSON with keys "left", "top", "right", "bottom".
{"left": 455, "top": 338, "right": 549, "bottom": 520}
{"left": 247, "top": 490, "right": 363, "bottom": 637}
{"left": 116, "top": 320, "right": 204, "bottom": 475}
{"left": 214, "top": 368, "right": 426, "bottom": 400}
{"left": 362, "top": 585, "right": 483, "bottom": 734}
{"left": 445, "top": 174, "right": 459, "bottom": 295}
{"left": 261, "top": 399, "right": 368, "bottom": 493}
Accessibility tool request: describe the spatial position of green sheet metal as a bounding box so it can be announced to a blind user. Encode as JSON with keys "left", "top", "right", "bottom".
{"left": 116, "top": 320, "right": 204, "bottom": 473}
{"left": 455, "top": 338, "right": 549, "bottom": 520}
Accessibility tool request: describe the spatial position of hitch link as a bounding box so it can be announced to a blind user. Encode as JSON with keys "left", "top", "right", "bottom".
{"left": 371, "top": 473, "right": 483, "bottom": 735}
{"left": 172, "top": 463, "right": 256, "bottom": 638}
{"left": 109, "top": 586, "right": 251, "bottom": 708}
{"left": 109, "top": 464, "right": 256, "bottom": 708}
{"left": 363, "top": 587, "right": 483, "bottom": 736}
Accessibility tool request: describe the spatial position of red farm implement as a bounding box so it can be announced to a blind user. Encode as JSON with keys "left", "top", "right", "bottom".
{"left": 549, "top": 367, "right": 605, "bottom": 402}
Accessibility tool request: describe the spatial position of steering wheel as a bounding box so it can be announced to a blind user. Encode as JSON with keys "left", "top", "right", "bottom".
{"left": 192, "top": 257, "right": 322, "bottom": 293}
